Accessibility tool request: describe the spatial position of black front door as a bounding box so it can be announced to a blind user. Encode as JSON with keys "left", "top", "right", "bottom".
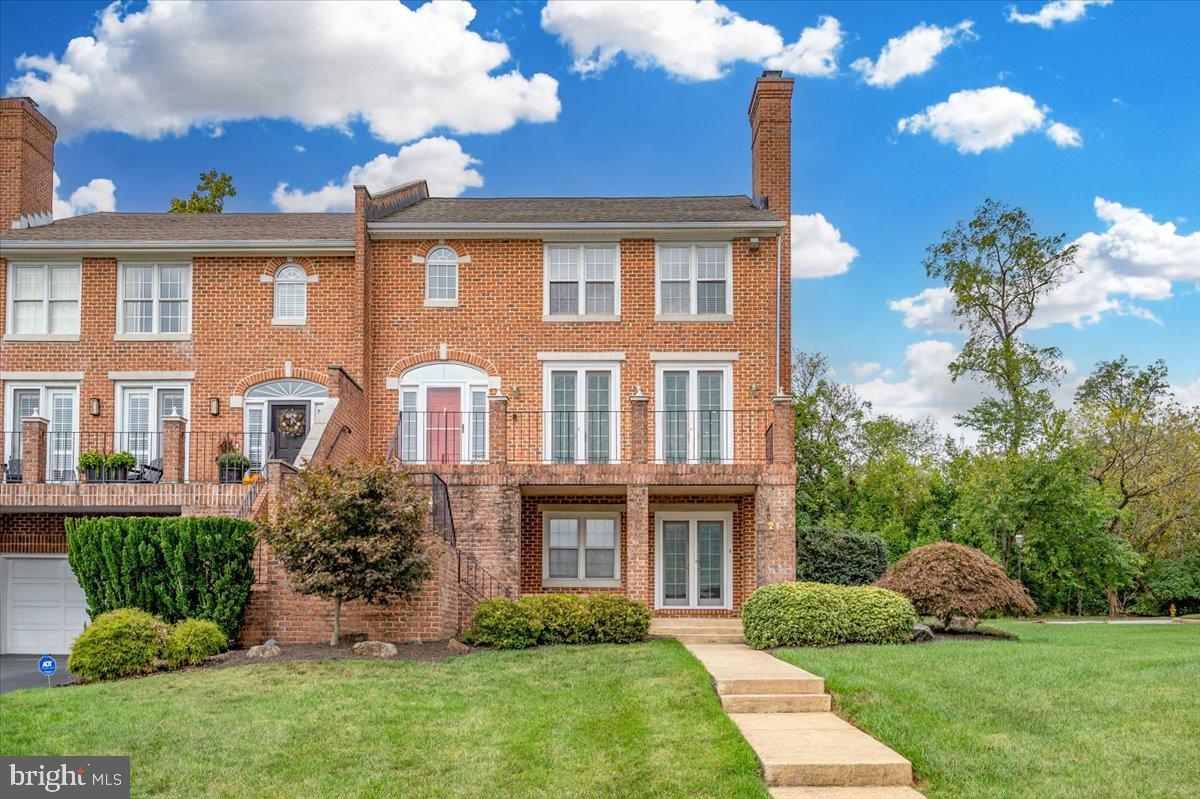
{"left": 270, "top": 404, "right": 308, "bottom": 465}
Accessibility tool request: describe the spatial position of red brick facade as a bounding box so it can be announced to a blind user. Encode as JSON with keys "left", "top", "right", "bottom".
{"left": 1, "top": 73, "right": 798, "bottom": 645}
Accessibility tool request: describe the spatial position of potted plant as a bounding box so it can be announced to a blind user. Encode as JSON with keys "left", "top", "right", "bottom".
{"left": 78, "top": 450, "right": 106, "bottom": 482}
{"left": 218, "top": 452, "right": 251, "bottom": 484}
{"left": 105, "top": 451, "right": 137, "bottom": 482}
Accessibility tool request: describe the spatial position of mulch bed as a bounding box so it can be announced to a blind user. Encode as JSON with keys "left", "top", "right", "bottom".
{"left": 199, "top": 640, "right": 461, "bottom": 671}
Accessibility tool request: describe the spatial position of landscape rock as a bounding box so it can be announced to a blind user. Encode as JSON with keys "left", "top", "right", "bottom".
{"left": 248, "top": 643, "right": 282, "bottom": 659}
{"left": 447, "top": 639, "right": 470, "bottom": 655}
{"left": 911, "top": 623, "right": 934, "bottom": 643}
{"left": 353, "top": 640, "right": 398, "bottom": 658}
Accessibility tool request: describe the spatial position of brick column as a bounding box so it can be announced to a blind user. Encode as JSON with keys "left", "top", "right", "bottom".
{"left": 161, "top": 415, "right": 187, "bottom": 483}
{"left": 628, "top": 391, "right": 650, "bottom": 465}
{"left": 625, "top": 483, "right": 651, "bottom": 608}
{"left": 771, "top": 394, "right": 795, "bottom": 464}
{"left": 487, "top": 394, "right": 508, "bottom": 464}
{"left": 20, "top": 415, "right": 48, "bottom": 484}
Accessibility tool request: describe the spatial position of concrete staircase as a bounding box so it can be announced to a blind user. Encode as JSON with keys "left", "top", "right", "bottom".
{"left": 649, "top": 616, "right": 746, "bottom": 645}
{"left": 679, "top": 641, "right": 926, "bottom": 799}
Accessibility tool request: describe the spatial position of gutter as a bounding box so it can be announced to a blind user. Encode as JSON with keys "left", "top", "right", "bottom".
{"left": 0, "top": 239, "right": 356, "bottom": 255}
{"left": 368, "top": 220, "right": 785, "bottom": 238}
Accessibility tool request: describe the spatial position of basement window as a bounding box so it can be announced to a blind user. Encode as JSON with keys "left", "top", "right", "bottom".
{"left": 542, "top": 511, "right": 621, "bottom": 588}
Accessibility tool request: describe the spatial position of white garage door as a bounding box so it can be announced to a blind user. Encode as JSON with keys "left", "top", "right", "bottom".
{"left": 4, "top": 557, "right": 89, "bottom": 654}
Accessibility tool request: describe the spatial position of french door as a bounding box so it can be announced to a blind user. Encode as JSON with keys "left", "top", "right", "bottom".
{"left": 656, "top": 512, "right": 733, "bottom": 609}
{"left": 119, "top": 386, "right": 185, "bottom": 467}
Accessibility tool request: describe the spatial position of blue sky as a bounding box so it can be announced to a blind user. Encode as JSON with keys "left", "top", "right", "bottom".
{"left": 2, "top": 0, "right": 1197, "bottom": 429}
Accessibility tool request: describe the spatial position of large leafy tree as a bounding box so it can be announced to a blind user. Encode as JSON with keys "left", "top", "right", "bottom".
{"left": 792, "top": 351, "right": 864, "bottom": 526}
{"left": 262, "top": 459, "right": 432, "bottom": 644}
{"left": 924, "top": 199, "right": 1079, "bottom": 454}
{"left": 169, "top": 169, "right": 237, "bottom": 213}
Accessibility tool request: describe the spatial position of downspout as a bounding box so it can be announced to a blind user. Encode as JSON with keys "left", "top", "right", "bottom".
{"left": 775, "top": 230, "right": 782, "bottom": 394}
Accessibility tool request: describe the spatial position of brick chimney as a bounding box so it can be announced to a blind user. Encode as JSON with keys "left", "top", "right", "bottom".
{"left": 749, "top": 69, "right": 794, "bottom": 392}
{"left": 1, "top": 97, "right": 56, "bottom": 229}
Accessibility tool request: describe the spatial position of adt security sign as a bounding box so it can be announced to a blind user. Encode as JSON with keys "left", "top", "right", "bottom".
{"left": 38, "top": 654, "right": 56, "bottom": 686}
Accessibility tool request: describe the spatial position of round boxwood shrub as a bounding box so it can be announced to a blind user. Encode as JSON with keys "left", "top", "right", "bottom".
{"left": 742, "top": 582, "right": 851, "bottom": 648}
{"left": 162, "top": 619, "right": 228, "bottom": 669}
{"left": 465, "top": 598, "right": 542, "bottom": 649}
{"left": 841, "top": 585, "right": 916, "bottom": 644}
{"left": 585, "top": 594, "right": 650, "bottom": 644}
{"left": 797, "top": 527, "right": 889, "bottom": 585}
{"left": 876, "top": 542, "right": 1036, "bottom": 625}
{"left": 68, "top": 608, "right": 168, "bottom": 683}
{"left": 523, "top": 594, "right": 592, "bottom": 645}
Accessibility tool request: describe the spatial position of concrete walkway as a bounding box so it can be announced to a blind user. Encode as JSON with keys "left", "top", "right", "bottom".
{"left": 677, "top": 627, "right": 926, "bottom": 799}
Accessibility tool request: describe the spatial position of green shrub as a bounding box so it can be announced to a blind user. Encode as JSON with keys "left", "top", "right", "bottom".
{"left": 841, "top": 585, "right": 916, "bottom": 644}
{"left": 162, "top": 619, "right": 228, "bottom": 669}
{"left": 797, "top": 527, "right": 889, "bottom": 585}
{"left": 65, "top": 516, "right": 257, "bottom": 639}
{"left": 105, "top": 451, "right": 137, "bottom": 470}
{"left": 742, "top": 582, "right": 850, "bottom": 648}
{"left": 68, "top": 608, "right": 167, "bottom": 683}
{"left": 523, "top": 594, "right": 592, "bottom": 645}
{"left": 78, "top": 451, "right": 105, "bottom": 471}
{"left": 465, "top": 598, "right": 542, "bottom": 649}
{"left": 585, "top": 594, "right": 650, "bottom": 644}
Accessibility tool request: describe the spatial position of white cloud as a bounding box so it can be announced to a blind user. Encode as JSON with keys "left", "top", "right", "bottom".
{"left": 272, "top": 136, "right": 483, "bottom": 212}
{"left": 52, "top": 171, "right": 116, "bottom": 219}
{"left": 1045, "top": 121, "right": 1082, "bottom": 147}
{"left": 540, "top": 1, "right": 842, "bottom": 81}
{"left": 850, "top": 361, "right": 890, "bottom": 380}
{"left": 851, "top": 20, "right": 975, "bottom": 88}
{"left": 892, "top": 197, "right": 1200, "bottom": 332}
{"left": 1007, "top": 0, "right": 1113, "bottom": 29}
{"left": 791, "top": 213, "right": 859, "bottom": 278}
{"left": 1174, "top": 378, "right": 1200, "bottom": 408}
{"left": 6, "top": 0, "right": 560, "bottom": 143}
{"left": 293, "top": 145, "right": 305, "bottom": 154}
{"left": 854, "top": 339, "right": 986, "bottom": 434}
{"left": 897, "top": 86, "right": 1081, "bottom": 154}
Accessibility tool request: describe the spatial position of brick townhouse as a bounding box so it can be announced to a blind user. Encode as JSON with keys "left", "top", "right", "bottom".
{"left": 0, "top": 72, "right": 797, "bottom": 653}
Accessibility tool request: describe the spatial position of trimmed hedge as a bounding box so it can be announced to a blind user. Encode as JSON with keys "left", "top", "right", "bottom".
{"left": 465, "top": 594, "right": 650, "bottom": 649}
{"left": 162, "top": 619, "right": 228, "bottom": 669}
{"left": 797, "top": 527, "right": 889, "bottom": 585}
{"left": 742, "top": 581, "right": 915, "bottom": 649}
{"left": 68, "top": 608, "right": 167, "bottom": 683}
{"left": 65, "top": 516, "right": 257, "bottom": 639}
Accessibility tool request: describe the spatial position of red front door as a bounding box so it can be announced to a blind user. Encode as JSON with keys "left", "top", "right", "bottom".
{"left": 426, "top": 388, "right": 462, "bottom": 463}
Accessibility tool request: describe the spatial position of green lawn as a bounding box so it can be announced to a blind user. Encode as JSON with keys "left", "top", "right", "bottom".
{"left": 775, "top": 622, "right": 1200, "bottom": 799}
{"left": 1, "top": 640, "right": 768, "bottom": 799}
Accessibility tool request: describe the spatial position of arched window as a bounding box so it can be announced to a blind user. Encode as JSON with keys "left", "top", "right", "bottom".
{"left": 424, "top": 246, "right": 458, "bottom": 304}
{"left": 273, "top": 263, "right": 308, "bottom": 323}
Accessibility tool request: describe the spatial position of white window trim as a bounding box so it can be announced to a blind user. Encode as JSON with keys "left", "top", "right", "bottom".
{"left": 542, "top": 242, "right": 621, "bottom": 321}
{"left": 112, "top": 380, "right": 192, "bottom": 478}
{"left": 654, "top": 242, "right": 733, "bottom": 321}
{"left": 654, "top": 510, "right": 734, "bottom": 610}
{"left": 396, "top": 371, "right": 490, "bottom": 464}
{"left": 115, "top": 260, "right": 193, "bottom": 340}
{"left": 542, "top": 510, "right": 622, "bottom": 588}
{"left": 4, "top": 261, "right": 82, "bottom": 341}
{"left": 271, "top": 262, "right": 309, "bottom": 326}
{"left": 541, "top": 359, "right": 622, "bottom": 465}
{"left": 424, "top": 246, "right": 460, "bottom": 307}
{"left": 3, "top": 381, "right": 79, "bottom": 482}
{"left": 653, "top": 361, "right": 734, "bottom": 463}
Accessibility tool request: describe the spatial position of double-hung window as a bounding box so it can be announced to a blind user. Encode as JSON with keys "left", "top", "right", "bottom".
{"left": 656, "top": 243, "right": 731, "bottom": 318}
{"left": 6, "top": 263, "right": 80, "bottom": 339}
{"left": 543, "top": 360, "right": 620, "bottom": 464}
{"left": 544, "top": 244, "right": 619, "bottom": 319}
{"left": 424, "top": 246, "right": 459, "bottom": 306}
{"left": 543, "top": 511, "right": 621, "bottom": 587}
{"left": 118, "top": 262, "right": 191, "bottom": 338}
{"left": 655, "top": 361, "right": 733, "bottom": 463}
{"left": 273, "top": 264, "right": 308, "bottom": 324}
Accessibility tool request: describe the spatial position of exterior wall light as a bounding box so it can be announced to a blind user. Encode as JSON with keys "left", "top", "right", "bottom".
{"left": 89, "top": 398, "right": 101, "bottom": 416}
{"left": 209, "top": 397, "right": 221, "bottom": 416}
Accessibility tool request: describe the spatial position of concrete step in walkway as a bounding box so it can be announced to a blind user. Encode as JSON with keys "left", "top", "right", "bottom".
{"left": 650, "top": 617, "right": 746, "bottom": 645}
{"left": 683, "top": 643, "right": 925, "bottom": 797}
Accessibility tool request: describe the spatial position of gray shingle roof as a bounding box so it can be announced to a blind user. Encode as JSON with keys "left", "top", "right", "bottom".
{"left": 1, "top": 212, "right": 354, "bottom": 241}
{"left": 374, "top": 195, "right": 778, "bottom": 224}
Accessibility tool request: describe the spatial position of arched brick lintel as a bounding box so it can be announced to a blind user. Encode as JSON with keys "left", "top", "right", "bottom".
{"left": 231, "top": 366, "right": 334, "bottom": 397}
{"left": 386, "top": 350, "right": 499, "bottom": 381}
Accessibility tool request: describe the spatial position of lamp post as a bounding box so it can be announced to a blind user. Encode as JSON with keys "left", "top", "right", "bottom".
{"left": 1014, "top": 534, "right": 1025, "bottom": 584}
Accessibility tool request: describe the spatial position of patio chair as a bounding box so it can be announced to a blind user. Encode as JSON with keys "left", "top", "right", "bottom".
{"left": 129, "top": 458, "right": 164, "bottom": 484}
{"left": 2, "top": 458, "right": 22, "bottom": 483}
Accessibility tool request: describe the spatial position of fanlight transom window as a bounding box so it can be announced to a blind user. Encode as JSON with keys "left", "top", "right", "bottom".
{"left": 245, "top": 379, "right": 329, "bottom": 400}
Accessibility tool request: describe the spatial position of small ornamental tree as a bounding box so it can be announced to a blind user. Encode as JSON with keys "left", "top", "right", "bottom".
{"left": 876, "top": 542, "right": 1035, "bottom": 627}
{"left": 262, "top": 459, "right": 432, "bottom": 645}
